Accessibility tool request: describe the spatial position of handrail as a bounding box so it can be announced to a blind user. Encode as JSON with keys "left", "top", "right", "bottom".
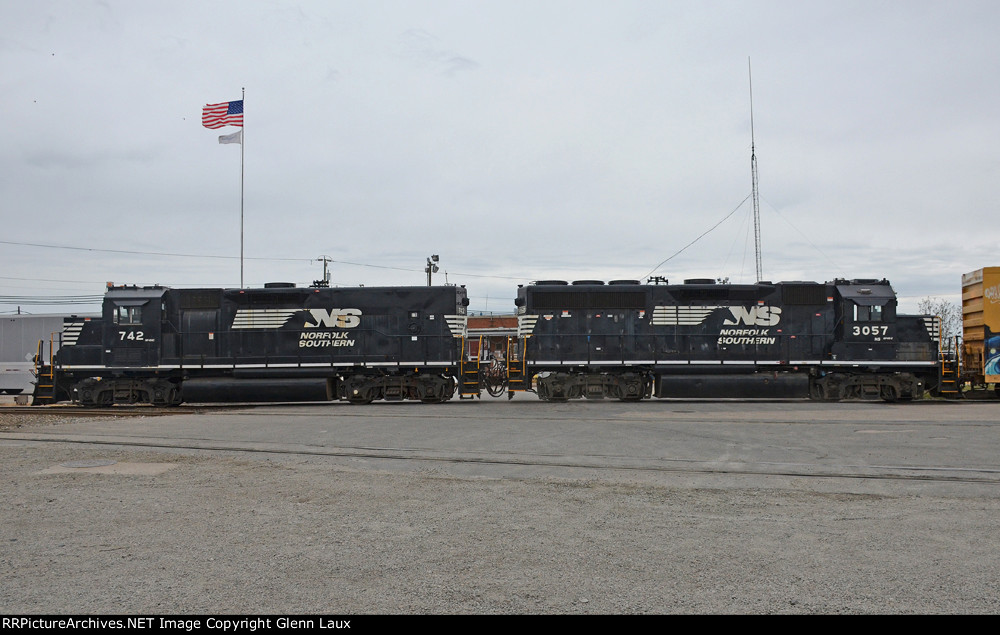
{"left": 520, "top": 330, "right": 939, "bottom": 366}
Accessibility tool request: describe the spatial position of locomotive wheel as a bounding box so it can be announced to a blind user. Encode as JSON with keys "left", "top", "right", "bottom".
{"left": 168, "top": 388, "right": 183, "bottom": 406}
{"left": 808, "top": 381, "right": 826, "bottom": 402}
{"left": 879, "top": 385, "right": 898, "bottom": 403}
{"left": 343, "top": 376, "right": 378, "bottom": 404}
{"left": 538, "top": 388, "right": 569, "bottom": 402}
{"left": 809, "top": 378, "right": 841, "bottom": 402}
{"left": 617, "top": 376, "right": 645, "bottom": 401}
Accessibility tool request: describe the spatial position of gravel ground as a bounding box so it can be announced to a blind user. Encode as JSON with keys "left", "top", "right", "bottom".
{"left": 2, "top": 408, "right": 999, "bottom": 615}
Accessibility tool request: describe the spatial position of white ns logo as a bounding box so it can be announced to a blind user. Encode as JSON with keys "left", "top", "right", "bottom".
{"left": 724, "top": 306, "right": 781, "bottom": 326}
{"left": 306, "top": 308, "right": 362, "bottom": 328}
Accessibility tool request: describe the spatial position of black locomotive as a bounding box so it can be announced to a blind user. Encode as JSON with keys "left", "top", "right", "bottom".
{"left": 509, "top": 278, "right": 940, "bottom": 402}
{"left": 33, "top": 276, "right": 941, "bottom": 405}
{"left": 41, "top": 283, "right": 470, "bottom": 405}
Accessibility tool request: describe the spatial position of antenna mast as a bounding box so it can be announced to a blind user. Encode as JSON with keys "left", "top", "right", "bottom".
{"left": 749, "top": 58, "right": 763, "bottom": 282}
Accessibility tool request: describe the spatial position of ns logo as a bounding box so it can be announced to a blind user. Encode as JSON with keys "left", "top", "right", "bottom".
{"left": 305, "top": 308, "right": 362, "bottom": 328}
{"left": 723, "top": 306, "right": 782, "bottom": 326}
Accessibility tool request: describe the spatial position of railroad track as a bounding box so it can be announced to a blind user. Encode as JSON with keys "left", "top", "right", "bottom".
{"left": 0, "top": 404, "right": 250, "bottom": 417}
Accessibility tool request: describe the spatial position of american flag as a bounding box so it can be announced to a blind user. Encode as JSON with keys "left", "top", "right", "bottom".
{"left": 202, "top": 99, "right": 244, "bottom": 129}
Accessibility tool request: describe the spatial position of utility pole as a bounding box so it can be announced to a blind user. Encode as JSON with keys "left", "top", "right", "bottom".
{"left": 314, "top": 256, "right": 331, "bottom": 287}
{"left": 425, "top": 255, "right": 439, "bottom": 286}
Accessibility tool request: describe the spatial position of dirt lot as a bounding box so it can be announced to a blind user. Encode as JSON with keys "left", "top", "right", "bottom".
{"left": 1, "top": 400, "right": 999, "bottom": 615}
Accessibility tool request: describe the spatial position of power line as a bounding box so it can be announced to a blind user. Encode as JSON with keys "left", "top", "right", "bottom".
{"left": 641, "top": 193, "right": 752, "bottom": 281}
{"left": 760, "top": 196, "right": 839, "bottom": 270}
{"left": 0, "top": 295, "right": 104, "bottom": 305}
{"left": 0, "top": 239, "right": 306, "bottom": 262}
{"left": 0, "top": 275, "right": 105, "bottom": 284}
{"left": 0, "top": 239, "right": 530, "bottom": 283}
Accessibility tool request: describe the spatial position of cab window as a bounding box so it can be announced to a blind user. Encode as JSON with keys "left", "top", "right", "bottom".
{"left": 853, "top": 303, "right": 883, "bottom": 322}
{"left": 114, "top": 305, "right": 143, "bottom": 325}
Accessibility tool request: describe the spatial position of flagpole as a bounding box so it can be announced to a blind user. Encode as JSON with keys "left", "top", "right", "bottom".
{"left": 240, "top": 87, "right": 245, "bottom": 288}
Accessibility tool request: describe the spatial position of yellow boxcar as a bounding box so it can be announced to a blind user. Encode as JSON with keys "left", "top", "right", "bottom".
{"left": 961, "top": 267, "right": 1000, "bottom": 384}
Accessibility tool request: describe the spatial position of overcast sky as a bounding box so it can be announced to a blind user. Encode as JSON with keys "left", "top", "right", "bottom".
{"left": 2, "top": 0, "right": 998, "bottom": 315}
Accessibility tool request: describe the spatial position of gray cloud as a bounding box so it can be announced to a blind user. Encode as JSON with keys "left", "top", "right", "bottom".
{"left": 1, "top": 1, "right": 997, "bottom": 316}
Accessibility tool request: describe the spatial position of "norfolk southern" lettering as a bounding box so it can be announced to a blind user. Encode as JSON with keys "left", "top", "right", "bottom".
{"left": 717, "top": 328, "right": 777, "bottom": 345}
{"left": 299, "top": 308, "right": 362, "bottom": 347}
{"left": 300, "top": 331, "right": 355, "bottom": 347}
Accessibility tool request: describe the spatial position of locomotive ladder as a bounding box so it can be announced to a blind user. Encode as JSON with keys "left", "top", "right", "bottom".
{"left": 505, "top": 336, "right": 529, "bottom": 398}
{"left": 30, "top": 337, "right": 57, "bottom": 406}
{"left": 458, "top": 336, "right": 482, "bottom": 399}
{"left": 938, "top": 335, "right": 963, "bottom": 399}
{"left": 939, "top": 354, "right": 962, "bottom": 399}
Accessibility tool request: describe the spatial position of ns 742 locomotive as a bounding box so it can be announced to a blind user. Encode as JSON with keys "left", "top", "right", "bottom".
{"left": 39, "top": 283, "right": 470, "bottom": 405}
{"left": 33, "top": 276, "right": 942, "bottom": 405}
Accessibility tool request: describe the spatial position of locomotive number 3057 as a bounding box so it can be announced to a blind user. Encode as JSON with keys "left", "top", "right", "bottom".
{"left": 852, "top": 325, "right": 889, "bottom": 336}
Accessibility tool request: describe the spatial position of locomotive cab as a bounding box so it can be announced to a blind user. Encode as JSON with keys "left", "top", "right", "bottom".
{"left": 832, "top": 279, "right": 898, "bottom": 361}
{"left": 811, "top": 278, "right": 937, "bottom": 401}
{"left": 104, "top": 286, "right": 166, "bottom": 367}
{"left": 58, "top": 285, "right": 181, "bottom": 406}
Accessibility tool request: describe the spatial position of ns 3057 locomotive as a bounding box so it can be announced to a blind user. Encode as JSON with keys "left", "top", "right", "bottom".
{"left": 509, "top": 278, "right": 940, "bottom": 402}
{"left": 32, "top": 276, "right": 942, "bottom": 405}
